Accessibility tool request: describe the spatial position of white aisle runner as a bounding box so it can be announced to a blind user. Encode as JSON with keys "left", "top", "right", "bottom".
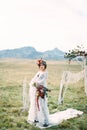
{"left": 36, "top": 108, "right": 83, "bottom": 129}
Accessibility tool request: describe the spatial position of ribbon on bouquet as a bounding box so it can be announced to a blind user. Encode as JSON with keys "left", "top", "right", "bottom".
{"left": 36, "top": 85, "right": 50, "bottom": 111}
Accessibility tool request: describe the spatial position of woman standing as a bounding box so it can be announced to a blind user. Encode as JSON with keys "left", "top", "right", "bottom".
{"left": 27, "top": 59, "right": 50, "bottom": 127}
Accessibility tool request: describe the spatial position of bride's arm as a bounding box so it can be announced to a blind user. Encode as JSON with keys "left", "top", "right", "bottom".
{"left": 30, "top": 72, "right": 39, "bottom": 86}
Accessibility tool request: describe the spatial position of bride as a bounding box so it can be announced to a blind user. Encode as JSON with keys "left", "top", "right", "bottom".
{"left": 27, "top": 58, "right": 50, "bottom": 127}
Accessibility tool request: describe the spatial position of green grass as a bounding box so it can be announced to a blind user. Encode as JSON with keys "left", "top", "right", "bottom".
{"left": 0, "top": 59, "right": 87, "bottom": 130}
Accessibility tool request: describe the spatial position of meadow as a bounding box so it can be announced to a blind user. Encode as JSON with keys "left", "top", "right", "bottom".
{"left": 0, "top": 58, "right": 87, "bottom": 130}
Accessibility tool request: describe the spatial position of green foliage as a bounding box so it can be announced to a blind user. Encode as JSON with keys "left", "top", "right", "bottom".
{"left": 64, "top": 45, "right": 87, "bottom": 61}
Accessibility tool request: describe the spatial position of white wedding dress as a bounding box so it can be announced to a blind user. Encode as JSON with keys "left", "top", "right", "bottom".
{"left": 27, "top": 70, "right": 49, "bottom": 125}
{"left": 27, "top": 70, "right": 83, "bottom": 128}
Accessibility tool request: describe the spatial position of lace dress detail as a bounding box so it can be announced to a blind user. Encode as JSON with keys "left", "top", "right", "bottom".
{"left": 28, "top": 70, "right": 49, "bottom": 125}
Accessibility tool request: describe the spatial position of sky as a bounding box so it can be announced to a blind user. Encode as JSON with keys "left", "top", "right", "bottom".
{"left": 0, "top": 0, "right": 87, "bottom": 52}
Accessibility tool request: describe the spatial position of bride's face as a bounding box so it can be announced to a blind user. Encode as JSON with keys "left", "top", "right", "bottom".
{"left": 39, "top": 64, "right": 46, "bottom": 71}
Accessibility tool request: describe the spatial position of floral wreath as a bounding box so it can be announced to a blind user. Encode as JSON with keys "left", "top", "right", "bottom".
{"left": 37, "top": 58, "right": 46, "bottom": 67}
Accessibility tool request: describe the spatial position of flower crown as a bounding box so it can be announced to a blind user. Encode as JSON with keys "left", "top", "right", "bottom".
{"left": 37, "top": 58, "right": 46, "bottom": 67}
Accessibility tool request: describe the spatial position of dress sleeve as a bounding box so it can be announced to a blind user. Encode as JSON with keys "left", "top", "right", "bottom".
{"left": 30, "top": 72, "right": 39, "bottom": 85}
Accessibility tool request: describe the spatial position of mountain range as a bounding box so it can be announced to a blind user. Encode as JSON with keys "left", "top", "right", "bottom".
{"left": 0, "top": 46, "right": 65, "bottom": 60}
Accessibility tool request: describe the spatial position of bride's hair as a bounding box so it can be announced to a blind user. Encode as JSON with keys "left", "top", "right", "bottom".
{"left": 37, "top": 58, "right": 47, "bottom": 69}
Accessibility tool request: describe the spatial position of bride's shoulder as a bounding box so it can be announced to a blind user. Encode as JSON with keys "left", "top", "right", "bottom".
{"left": 43, "top": 70, "right": 48, "bottom": 76}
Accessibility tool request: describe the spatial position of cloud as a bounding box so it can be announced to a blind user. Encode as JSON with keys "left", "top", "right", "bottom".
{"left": 65, "top": 0, "right": 87, "bottom": 16}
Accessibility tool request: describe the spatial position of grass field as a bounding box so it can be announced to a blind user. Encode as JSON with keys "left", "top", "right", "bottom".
{"left": 0, "top": 58, "right": 87, "bottom": 130}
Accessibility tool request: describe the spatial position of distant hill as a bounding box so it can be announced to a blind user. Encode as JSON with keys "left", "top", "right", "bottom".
{"left": 0, "top": 46, "right": 65, "bottom": 60}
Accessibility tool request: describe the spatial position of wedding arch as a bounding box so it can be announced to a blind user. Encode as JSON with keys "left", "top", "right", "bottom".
{"left": 58, "top": 46, "right": 87, "bottom": 104}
